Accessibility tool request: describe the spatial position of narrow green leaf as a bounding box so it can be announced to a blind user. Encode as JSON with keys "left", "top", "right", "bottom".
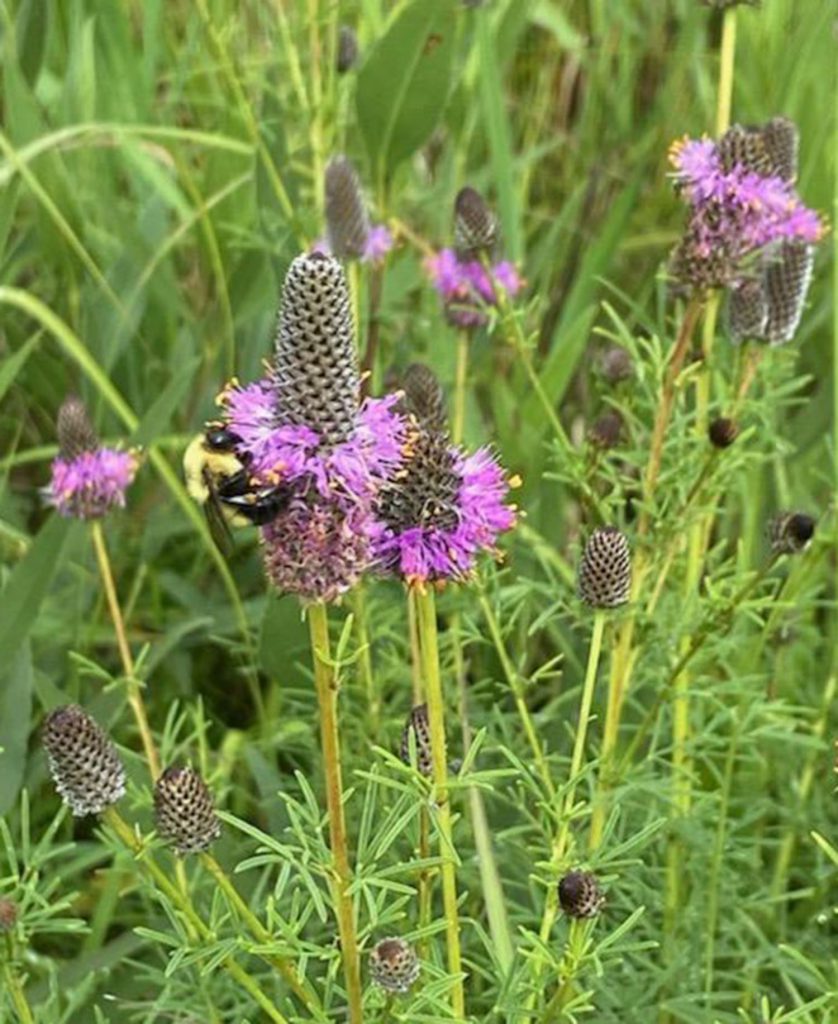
{"left": 0, "top": 514, "right": 78, "bottom": 671}
{"left": 0, "top": 642, "right": 34, "bottom": 813}
{"left": 0, "top": 332, "right": 40, "bottom": 406}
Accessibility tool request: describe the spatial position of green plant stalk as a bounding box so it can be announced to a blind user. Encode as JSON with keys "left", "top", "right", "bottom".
{"left": 457, "top": 601, "right": 516, "bottom": 976}
{"left": 200, "top": 853, "right": 325, "bottom": 1019}
{"left": 90, "top": 521, "right": 161, "bottom": 781}
{"left": 589, "top": 297, "right": 704, "bottom": 847}
{"left": 534, "top": 608, "right": 606, "bottom": 1002}
{"left": 414, "top": 586, "right": 466, "bottom": 1019}
{"left": 307, "top": 603, "right": 364, "bottom": 1024}
{"left": 538, "top": 918, "right": 589, "bottom": 1023}
{"left": 715, "top": 9, "right": 738, "bottom": 137}
{"left": 307, "top": 0, "right": 326, "bottom": 218}
{"left": 353, "top": 584, "right": 379, "bottom": 738}
{"left": 479, "top": 591, "right": 556, "bottom": 801}
{"left": 2, "top": 939, "right": 35, "bottom": 1024}
{"left": 102, "top": 808, "right": 287, "bottom": 1024}
{"left": 453, "top": 330, "right": 469, "bottom": 444}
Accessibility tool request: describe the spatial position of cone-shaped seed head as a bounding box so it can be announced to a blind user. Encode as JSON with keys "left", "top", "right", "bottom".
{"left": 589, "top": 410, "right": 623, "bottom": 449}
{"left": 154, "top": 765, "right": 221, "bottom": 855}
{"left": 729, "top": 277, "right": 768, "bottom": 341}
{"left": 454, "top": 186, "right": 498, "bottom": 259}
{"left": 762, "top": 117, "right": 798, "bottom": 183}
{"left": 708, "top": 417, "right": 739, "bottom": 448}
{"left": 0, "top": 898, "right": 18, "bottom": 932}
{"left": 599, "top": 345, "right": 634, "bottom": 383}
{"left": 699, "top": 0, "right": 760, "bottom": 8}
{"left": 272, "top": 253, "right": 360, "bottom": 447}
{"left": 719, "top": 118, "right": 798, "bottom": 182}
{"left": 336, "top": 25, "right": 359, "bottom": 73}
{"left": 578, "top": 527, "right": 631, "bottom": 608}
{"left": 369, "top": 937, "right": 421, "bottom": 993}
{"left": 401, "top": 364, "right": 448, "bottom": 433}
{"left": 325, "top": 155, "right": 370, "bottom": 260}
{"left": 763, "top": 241, "right": 813, "bottom": 345}
{"left": 400, "top": 704, "right": 433, "bottom": 777}
{"left": 57, "top": 395, "right": 99, "bottom": 460}
{"left": 42, "top": 705, "right": 126, "bottom": 816}
{"left": 558, "top": 870, "right": 605, "bottom": 918}
{"left": 378, "top": 427, "right": 460, "bottom": 542}
{"left": 769, "top": 511, "right": 816, "bottom": 554}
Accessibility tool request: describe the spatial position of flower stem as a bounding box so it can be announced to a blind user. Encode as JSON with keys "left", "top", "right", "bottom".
{"left": 414, "top": 586, "right": 466, "bottom": 1020}
{"left": 90, "top": 521, "right": 161, "bottom": 781}
{"left": 199, "top": 853, "right": 325, "bottom": 1019}
{"left": 715, "top": 8, "right": 737, "bottom": 137}
{"left": 532, "top": 608, "right": 606, "bottom": 1014}
{"left": 306, "top": 602, "right": 363, "bottom": 1024}
{"left": 453, "top": 330, "right": 469, "bottom": 444}
{"left": 353, "top": 584, "right": 379, "bottom": 739}
{"left": 2, "top": 943, "right": 35, "bottom": 1024}
{"left": 102, "top": 808, "right": 288, "bottom": 1024}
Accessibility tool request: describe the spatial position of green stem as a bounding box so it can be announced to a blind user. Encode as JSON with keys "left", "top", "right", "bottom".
{"left": 307, "top": 603, "right": 364, "bottom": 1024}
{"left": 453, "top": 330, "right": 469, "bottom": 444}
{"left": 538, "top": 919, "right": 589, "bottom": 1023}
{"left": 353, "top": 585, "right": 379, "bottom": 739}
{"left": 90, "top": 521, "right": 161, "bottom": 781}
{"left": 102, "top": 809, "right": 285, "bottom": 1024}
{"left": 715, "top": 8, "right": 738, "bottom": 137}
{"left": 2, "top": 945, "right": 35, "bottom": 1024}
{"left": 414, "top": 586, "right": 466, "bottom": 1019}
{"left": 200, "top": 854, "right": 325, "bottom": 1019}
{"left": 531, "top": 610, "right": 606, "bottom": 1019}
{"left": 479, "top": 591, "right": 555, "bottom": 801}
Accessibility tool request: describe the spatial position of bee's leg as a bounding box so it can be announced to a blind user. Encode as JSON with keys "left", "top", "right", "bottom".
{"left": 216, "top": 469, "right": 251, "bottom": 499}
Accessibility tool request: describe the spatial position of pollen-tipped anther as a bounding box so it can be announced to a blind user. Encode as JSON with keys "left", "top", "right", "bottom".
{"left": 42, "top": 705, "right": 126, "bottom": 817}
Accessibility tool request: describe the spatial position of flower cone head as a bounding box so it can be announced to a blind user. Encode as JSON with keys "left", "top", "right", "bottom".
{"left": 336, "top": 25, "right": 359, "bottom": 73}
{"left": 769, "top": 511, "right": 816, "bottom": 554}
{"left": 0, "top": 898, "right": 18, "bottom": 933}
{"left": 42, "top": 705, "right": 126, "bottom": 817}
{"left": 400, "top": 704, "right": 433, "bottom": 777}
{"left": 154, "top": 765, "right": 221, "bottom": 855}
{"left": 558, "top": 870, "right": 605, "bottom": 918}
{"left": 578, "top": 527, "right": 632, "bottom": 608}
{"left": 401, "top": 363, "right": 448, "bottom": 434}
{"left": 708, "top": 417, "right": 739, "bottom": 448}
{"left": 57, "top": 395, "right": 99, "bottom": 460}
{"left": 325, "top": 155, "right": 370, "bottom": 260}
{"left": 369, "top": 937, "right": 420, "bottom": 993}
{"left": 272, "top": 252, "right": 360, "bottom": 447}
{"left": 454, "top": 185, "right": 499, "bottom": 260}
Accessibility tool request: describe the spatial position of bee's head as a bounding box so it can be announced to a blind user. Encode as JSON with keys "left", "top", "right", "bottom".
{"left": 204, "top": 426, "right": 242, "bottom": 453}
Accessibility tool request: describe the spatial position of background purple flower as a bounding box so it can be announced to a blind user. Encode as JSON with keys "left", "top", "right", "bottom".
{"left": 425, "top": 248, "right": 522, "bottom": 329}
{"left": 48, "top": 449, "right": 137, "bottom": 520}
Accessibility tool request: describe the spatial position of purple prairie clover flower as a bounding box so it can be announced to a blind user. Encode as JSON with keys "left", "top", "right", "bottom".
{"left": 323, "top": 155, "right": 393, "bottom": 265}
{"left": 375, "top": 423, "right": 518, "bottom": 585}
{"left": 362, "top": 224, "right": 394, "bottom": 264}
{"left": 214, "top": 252, "right": 409, "bottom": 603}
{"left": 425, "top": 247, "right": 522, "bottom": 329}
{"left": 46, "top": 396, "right": 137, "bottom": 520}
{"left": 668, "top": 127, "right": 825, "bottom": 292}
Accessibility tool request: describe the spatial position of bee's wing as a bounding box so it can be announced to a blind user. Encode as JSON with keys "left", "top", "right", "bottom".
{"left": 202, "top": 468, "right": 235, "bottom": 557}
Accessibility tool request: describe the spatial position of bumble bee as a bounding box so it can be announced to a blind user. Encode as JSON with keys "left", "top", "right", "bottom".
{"left": 183, "top": 426, "right": 291, "bottom": 554}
